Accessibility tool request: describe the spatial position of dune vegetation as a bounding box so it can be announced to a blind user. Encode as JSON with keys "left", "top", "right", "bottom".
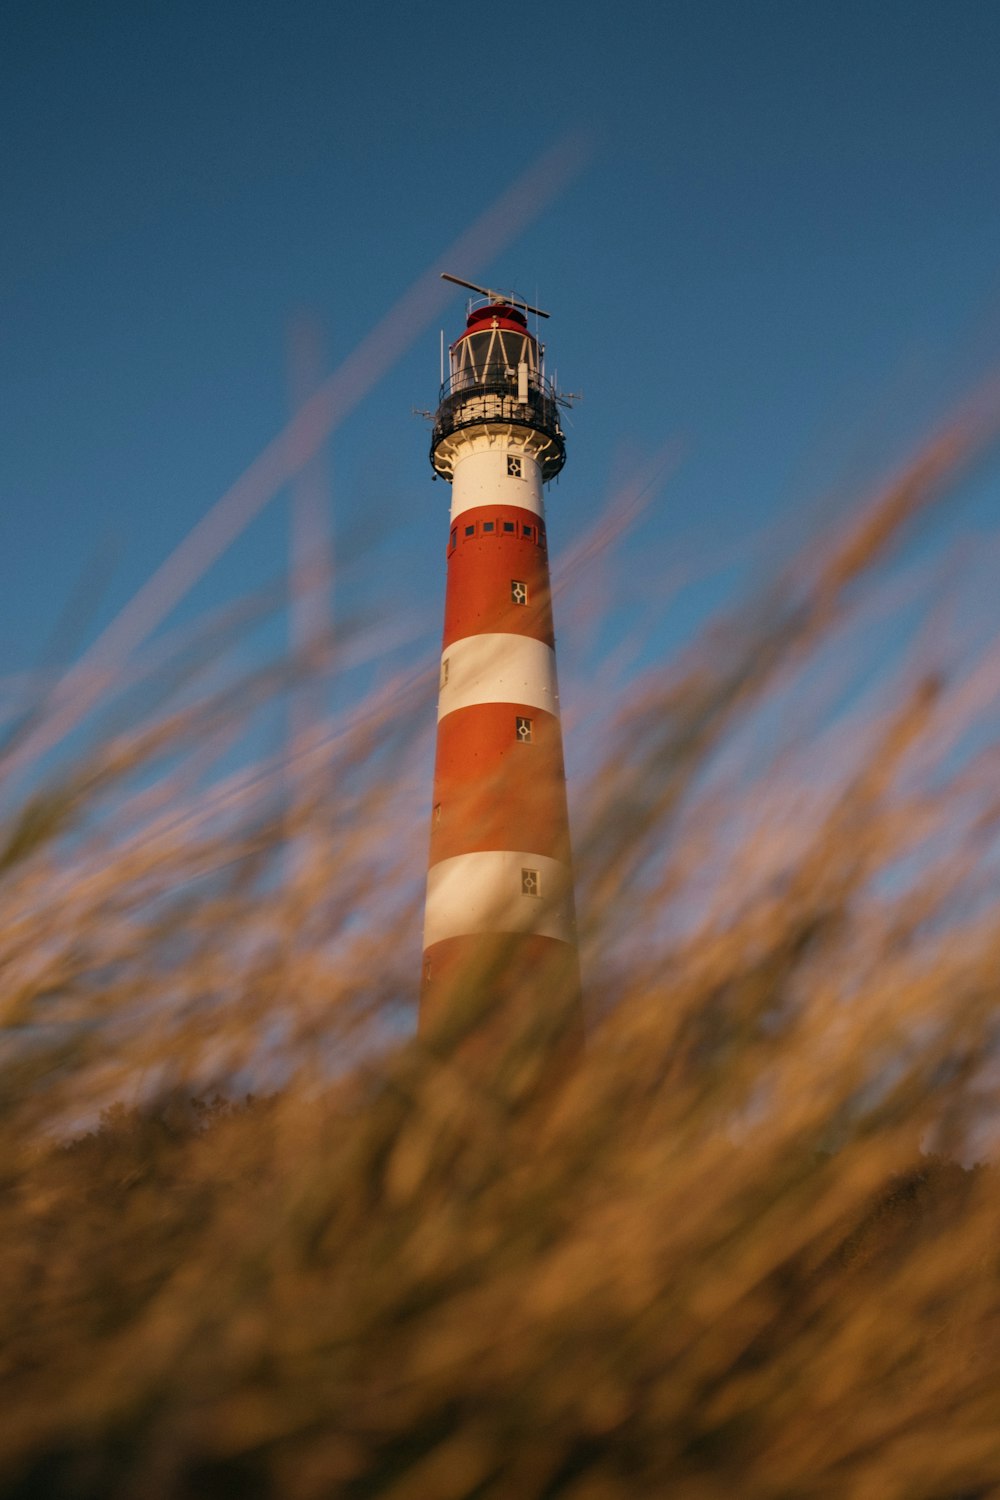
{"left": 2, "top": 394, "right": 1000, "bottom": 1499}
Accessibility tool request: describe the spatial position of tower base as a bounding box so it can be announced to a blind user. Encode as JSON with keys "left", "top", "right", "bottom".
{"left": 420, "top": 932, "right": 583, "bottom": 1069}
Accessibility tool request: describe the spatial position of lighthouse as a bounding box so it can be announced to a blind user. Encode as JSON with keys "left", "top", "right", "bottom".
{"left": 421, "top": 275, "right": 581, "bottom": 1042}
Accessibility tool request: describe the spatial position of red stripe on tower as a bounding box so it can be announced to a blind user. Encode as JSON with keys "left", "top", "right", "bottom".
{"left": 421, "top": 278, "right": 581, "bottom": 1037}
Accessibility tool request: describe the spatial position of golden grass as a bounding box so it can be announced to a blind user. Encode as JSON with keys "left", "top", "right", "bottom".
{"left": 2, "top": 400, "right": 1000, "bottom": 1498}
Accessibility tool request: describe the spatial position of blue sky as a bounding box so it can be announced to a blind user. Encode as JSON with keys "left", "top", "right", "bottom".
{"left": 3, "top": 0, "right": 1000, "bottom": 785}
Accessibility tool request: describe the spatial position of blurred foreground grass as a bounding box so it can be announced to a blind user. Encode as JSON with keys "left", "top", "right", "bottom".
{"left": 2, "top": 408, "right": 1000, "bottom": 1498}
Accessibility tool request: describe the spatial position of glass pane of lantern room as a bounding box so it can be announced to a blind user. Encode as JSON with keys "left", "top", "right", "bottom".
{"left": 483, "top": 332, "right": 508, "bottom": 381}
{"left": 464, "top": 332, "right": 492, "bottom": 381}
{"left": 498, "top": 331, "right": 528, "bottom": 370}
{"left": 450, "top": 340, "right": 469, "bottom": 386}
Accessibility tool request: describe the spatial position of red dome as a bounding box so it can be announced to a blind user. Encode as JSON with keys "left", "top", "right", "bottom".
{"left": 459, "top": 302, "right": 529, "bottom": 339}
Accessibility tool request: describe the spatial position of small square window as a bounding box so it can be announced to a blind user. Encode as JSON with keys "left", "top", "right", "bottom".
{"left": 440, "top": 658, "right": 450, "bottom": 689}
{"left": 515, "top": 715, "right": 533, "bottom": 743}
{"left": 483, "top": 521, "right": 495, "bottom": 533}
{"left": 522, "top": 524, "right": 534, "bottom": 539}
{"left": 449, "top": 527, "right": 457, "bottom": 550}
{"left": 521, "top": 867, "right": 540, "bottom": 897}
{"left": 511, "top": 580, "right": 528, "bottom": 605}
{"left": 507, "top": 455, "right": 523, "bottom": 478}
{"left": 464, "top": 523, "right": 476, "bottom": 537}
{"left": 503, "top": 521, "right": 515, "bottom": 533}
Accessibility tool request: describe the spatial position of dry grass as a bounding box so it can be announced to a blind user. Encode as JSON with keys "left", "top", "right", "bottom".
{"left": 2, "top": 398, "right": 1000, "bottom": 1499}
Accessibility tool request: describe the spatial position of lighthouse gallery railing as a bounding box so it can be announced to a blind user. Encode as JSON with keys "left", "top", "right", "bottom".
{"left": 432, "top": 370, "right": 565, "bottom": 456}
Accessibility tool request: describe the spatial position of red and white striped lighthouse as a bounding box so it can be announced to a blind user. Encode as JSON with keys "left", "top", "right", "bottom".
{"left": 421, "top": 276, "right": 581, "bottom": 1038}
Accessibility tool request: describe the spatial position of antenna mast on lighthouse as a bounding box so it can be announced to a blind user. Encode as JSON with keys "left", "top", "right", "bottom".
{"left": 420, "top": 274, "right": 581, "bottom": 1042}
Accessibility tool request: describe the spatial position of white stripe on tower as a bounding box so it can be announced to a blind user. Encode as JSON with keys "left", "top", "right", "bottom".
{"left": 424, "top": 852, "right": 576, "bottom": 948}
{"left": 421, "top": 286, "right": 580, "bottom": 1030}
{"left": 448, "top": 446, "right": 545, "bottom": 521}
{"left": 437, "top": 633, "right": 558, "bottom": 719}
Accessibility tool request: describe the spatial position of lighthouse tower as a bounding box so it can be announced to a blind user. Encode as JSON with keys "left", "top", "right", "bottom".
{"left": 421, "top": 275, "right": 581, "bottom": 1038}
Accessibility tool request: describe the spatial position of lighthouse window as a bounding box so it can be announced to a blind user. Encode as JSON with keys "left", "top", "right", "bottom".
{"left": 515, "top": 716, "right": 533, "bottom": 743}
{"left": 511, "top": 580, "right": 528, "bottom": 605}
{"left": 449, "top": 527, "right": 457, "bottom": 551}
{"left": 503, "top": 521, "right": 515, "bottom": 533}
{"left": 454, "top": 328, "right": 535, "bottom": 387}
{"left": 464, "top": 523, "right": 476, "bottom": 537}
{"left": 507, "top": 455, "right": 522, "bottom": 478}
{"left": 464, "top": 332, "right": 493, "bottom": 377}
{"left": 483, "top": 521, "right": 495, "bottom": 533}
{"left": 521, "top": 867, "right": 541, "bottom": 898}
{"left": 499, "top": 332, "right": 529, "bottom": 367}
{"left": 522, "top": 524, "right": 535, "bottom": 539}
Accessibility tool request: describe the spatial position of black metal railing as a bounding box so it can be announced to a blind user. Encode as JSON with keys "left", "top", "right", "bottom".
{"left": 438, "top": 367, "right": 553, "bottom": 401}
{"left": 431, "top": 372, "right": 565, "bottom": 461}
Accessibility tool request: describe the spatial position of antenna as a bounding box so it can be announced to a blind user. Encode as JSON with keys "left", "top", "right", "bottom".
{"left": 440, "top": 271, "right": 550, "bottom": 320}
